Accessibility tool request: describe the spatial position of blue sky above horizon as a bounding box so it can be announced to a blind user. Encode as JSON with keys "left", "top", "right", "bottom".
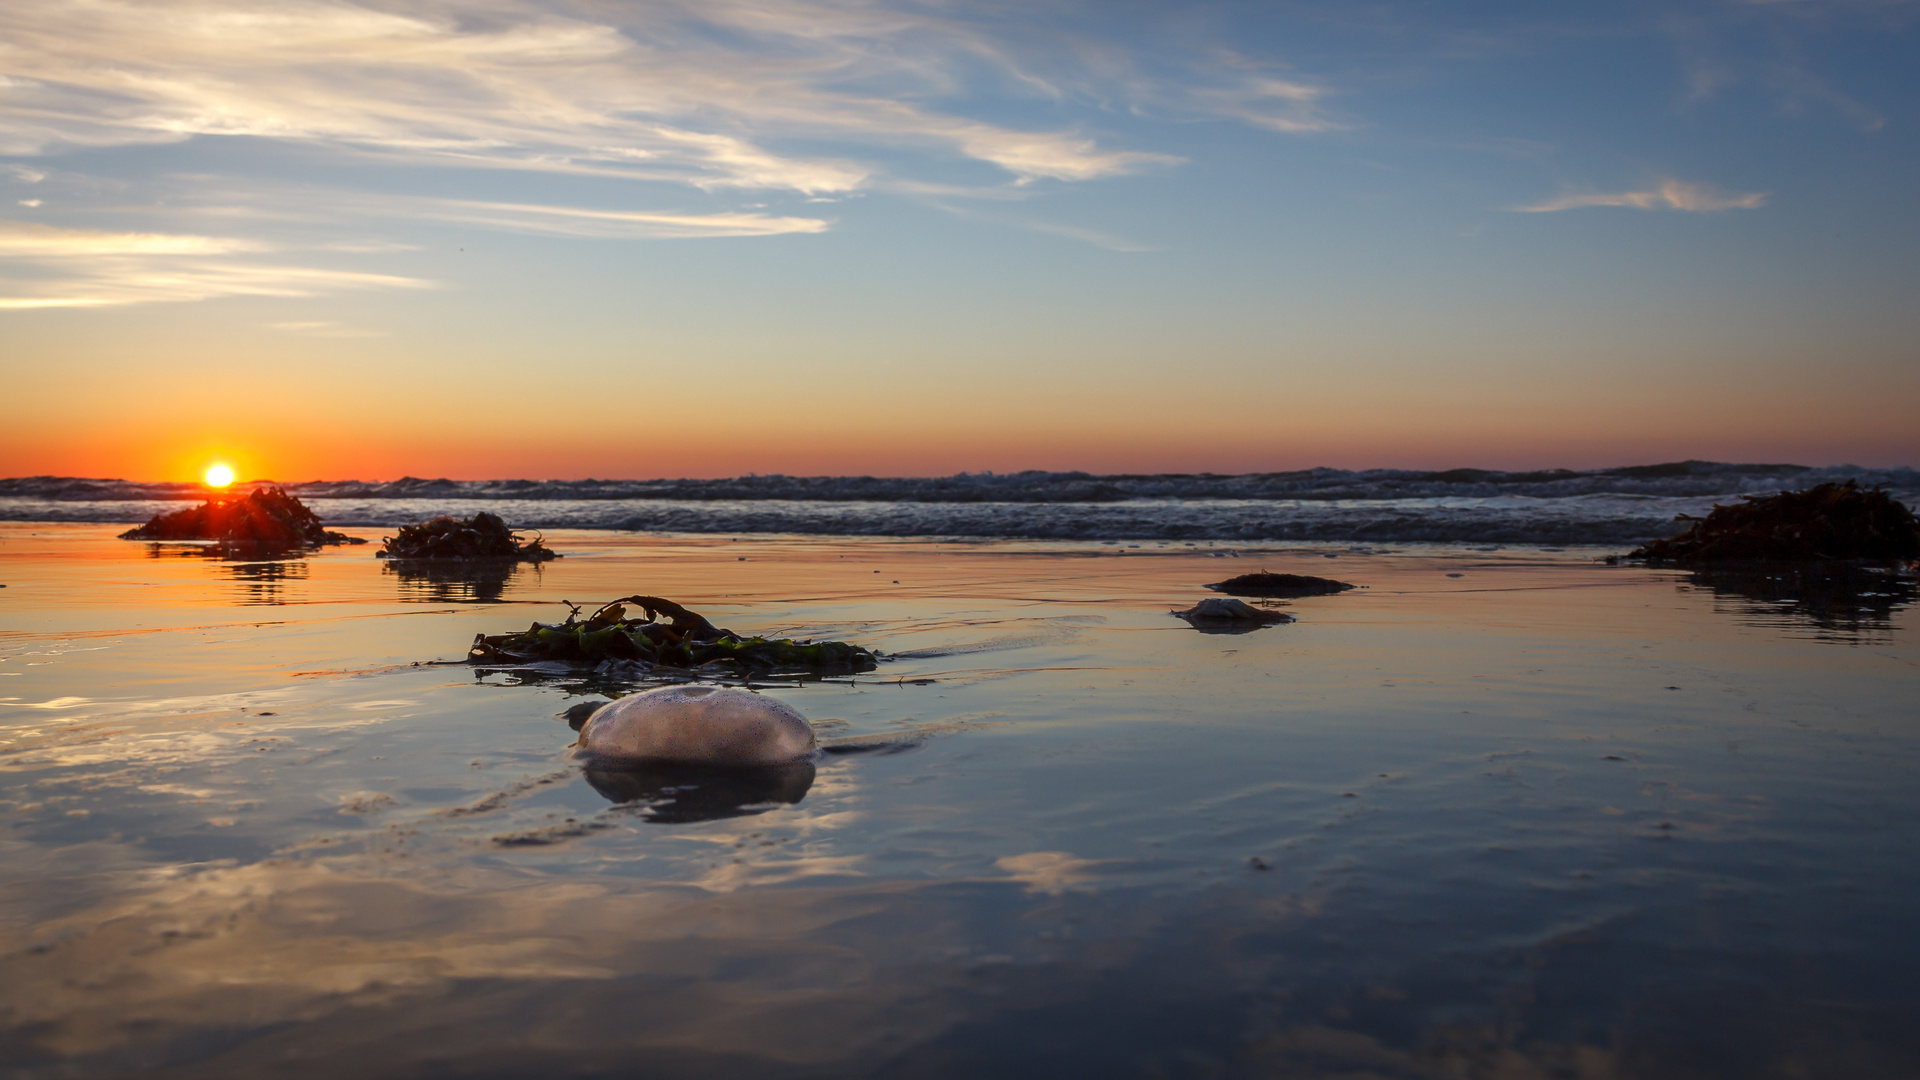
{"left": 2, "top": 0, "right": 1916, "bottom": 481}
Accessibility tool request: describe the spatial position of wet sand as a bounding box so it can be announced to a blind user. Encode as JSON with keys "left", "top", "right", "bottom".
{"left": 2, "top": 525, "right": 1917, "bottom": 1078}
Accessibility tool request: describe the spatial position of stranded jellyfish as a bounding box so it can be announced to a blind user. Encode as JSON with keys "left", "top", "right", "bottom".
{"left": 577, "top": 684, "right": 816, "bottom": 767}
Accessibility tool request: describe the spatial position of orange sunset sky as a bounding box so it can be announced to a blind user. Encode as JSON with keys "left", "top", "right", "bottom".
{"left": 3, "top": 0, "right": 1916, "bottom": 481}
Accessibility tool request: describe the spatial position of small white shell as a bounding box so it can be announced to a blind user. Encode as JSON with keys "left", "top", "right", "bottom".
{"left": 579, "top": 685, "right": 816, "bottom": 766}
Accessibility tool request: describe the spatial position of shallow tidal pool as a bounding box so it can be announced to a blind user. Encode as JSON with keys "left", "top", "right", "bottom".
{"left": 2, "top": 525, "right": 1917, "bottom": 1078}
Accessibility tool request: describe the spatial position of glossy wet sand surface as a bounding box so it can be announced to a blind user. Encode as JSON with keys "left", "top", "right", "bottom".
{"left": 2, "top": 525, "right": 1917, "bottom": 1078}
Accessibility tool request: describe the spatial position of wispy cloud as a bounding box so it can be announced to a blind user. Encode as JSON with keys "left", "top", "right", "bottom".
{"left": 1176, "top": 53, "right": 1346, "bottom": 135}
{"left": 1017, "top": 220, "right": 1155, "bottom": 253}
{"left": 1515, "top": 179, "right": 1769, "bottom": 212}
{"left": 413, "top": 200, "right": 830, "bottom": 239}
{"left": 0, "top": 221, "right": 263, "bottom": 256}
{"left": 0, "top": 0, "right": 1199, "bottom": 193}
{"left": 0, "top": 220, "right": 431, "bottom": 308}
{"left": 1664, "top": 5, "right": 1893, "bottom": 130}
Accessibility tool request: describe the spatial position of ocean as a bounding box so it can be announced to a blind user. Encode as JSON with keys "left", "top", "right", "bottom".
{"left": 5, "top": 460, "right": 1916, "bottom": 545}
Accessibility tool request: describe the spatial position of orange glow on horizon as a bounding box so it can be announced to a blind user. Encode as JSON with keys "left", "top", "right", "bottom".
{"left": 2, "top": 365, "right": 1916, "bottom": 481}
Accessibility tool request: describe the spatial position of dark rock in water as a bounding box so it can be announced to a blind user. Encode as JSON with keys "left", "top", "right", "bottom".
{"left": 119, "top": 487, "right": 363, "bottom": 548}
{"left": 1207, "top": 571, "right": 1355, "bottom": 597}
{"left": 1172, "top": 597, "right": 1295, "bottom": 633}
{"left": 1625, "top": 481, "right": 1919, "bottom": 563}
{"left": 378, "top": 511, "right": 558, "bottom": 562}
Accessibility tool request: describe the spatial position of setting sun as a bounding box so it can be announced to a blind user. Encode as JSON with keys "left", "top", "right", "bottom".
{"left": 204, "top": 463, "right": 235, "bottom": 488}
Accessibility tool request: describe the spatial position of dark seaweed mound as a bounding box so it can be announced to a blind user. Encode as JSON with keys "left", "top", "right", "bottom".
{"left": 379, "top": 512, "right": 558, "bottom": 562}
{"left": 119, "top": 488, "right": 363, "bottom": 548}
{"left": 467, "top": 595, "right": 879, "bottom": 678}
{"left": 1626, "top": 482, "right": 1920, "bottom": 563}
{"left": 1206, "top": 571, "right": 1355, "bottom": 597}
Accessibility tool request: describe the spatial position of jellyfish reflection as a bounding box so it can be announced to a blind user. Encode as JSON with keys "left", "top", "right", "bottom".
{"left": 583, "top": 760, "right": 815, "bottom": 824}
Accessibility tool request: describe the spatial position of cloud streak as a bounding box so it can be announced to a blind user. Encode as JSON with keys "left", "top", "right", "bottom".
{"left": 1516, "top": 179, "right": 1768, "bottom": 213}
{"left": 416, "top": 201, "right": 831, "bottom": 239}
{"left": 1174, "top": 52, "right": 1346, "bottom": 135}
{"left": 0, "top": 220, "right": 431, "bottom": 308}
{"left": 0, "top": 0, "right": 1209, "bottom": 193}
{"left": 0, "top": 221, "right": 263, "bottom": 256}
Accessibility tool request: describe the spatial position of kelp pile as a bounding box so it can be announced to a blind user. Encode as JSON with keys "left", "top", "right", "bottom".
{"left": 119, "top": 487, "right": 363, "bottom": 548}
{"left": 1625, "top": 481, "right": 1920, "bottom": 563}
{"left": 1206, "top": 571, "right": 1355, "bottom": 597}
{"left": 468, "top": 595, "right": 880, "bottom": 678}
{"left": 378, "top": 511, "right": 558, "bottom": 561}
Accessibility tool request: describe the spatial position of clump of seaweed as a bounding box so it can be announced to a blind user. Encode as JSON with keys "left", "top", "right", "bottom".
{"left": 378, "top": 511, "right": 558, "bottom": 562}
{"left": 119, "top": 487, "right": 364, "bottom": 548}
{"left": 467, "top": 595, "right": 880, "bottom": 679}
{"left": 1624, "top": 481, "right": 1920, "bottom": 563}
{"left": 1206, "top": 571, "right": 1355, "bottom": 597}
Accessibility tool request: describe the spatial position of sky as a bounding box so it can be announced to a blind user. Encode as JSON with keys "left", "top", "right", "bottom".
{"left": 1, "top": 0, "right": 1916, "bottom": 481}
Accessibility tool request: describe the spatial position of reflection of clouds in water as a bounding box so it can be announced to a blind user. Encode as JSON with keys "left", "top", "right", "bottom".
{"left": 12, "top": 643, "right": 116, "bottom": 662}
{"left": 0, "top": 688, "right": 389, "bottom": 775}
{"left": 0, "top": 852, "right": 940, "bottom": 1069}
{"left": 13, "top": 832, "right": 1840, "bottom": 1080}
{"left": 2, "top": 840, "right": 1647, "bottom": 1080}
{"left": 3, "top": 695, "right": 95, "bottom": 710}
{"left": 685, "top": 849, "right": 872, "bottom": 894}
{"left": 671, "top": 765, "right": 873, "bottom": 893}
{"left": 994, "top": 851, "right": 1105, "bottom": 895}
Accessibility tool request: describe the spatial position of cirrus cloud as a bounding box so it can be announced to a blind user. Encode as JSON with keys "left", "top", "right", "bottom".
{"left": 0, "top": 220, "right": 432, "bottom": 308}
{"left": 0, "top": 0, "right": 1192, "bottom": 193}
{"left": 1516, "top": 179, "right": 1769, "bottom": 213}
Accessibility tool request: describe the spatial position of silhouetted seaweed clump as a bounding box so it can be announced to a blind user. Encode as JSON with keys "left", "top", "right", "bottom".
{"left": 1207, "top": 571, "right": 1355, "bottom": 597}
{"left": 467, "top": 595, "right": 880, "bottom": 678}
{"left": 1625, "top": 481, "right": 1920, "bottom": 563}
{"left": 119, "top": 487, "right": 363, "bottom": 548}
{"left": 378, "top": 511, "right": 558, "bottom": 562}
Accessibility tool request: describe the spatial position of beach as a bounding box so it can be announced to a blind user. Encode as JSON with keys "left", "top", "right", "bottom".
{"left": 2, "top": 523, "right": 1916, "bottom": 1077}
{"left": 7, "top": 0, "right": 1917, "bottom": 1070}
